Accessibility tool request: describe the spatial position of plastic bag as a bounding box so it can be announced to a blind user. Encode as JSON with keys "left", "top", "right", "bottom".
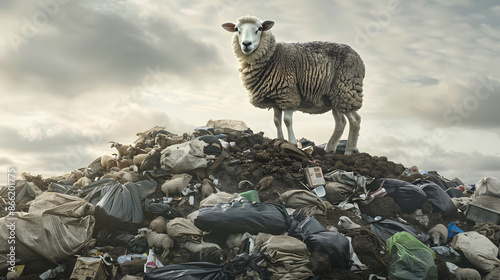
{"left": 145, "top": 201, "right": 182, "bottom": 220}
{"left": 450, "top": 231, "right": 500, "bottom": 273}
{"left": 288, "top": 214, "right": 327, "bottom": 241}
{"left": 160, "top": 139, "right": 209, "bottom": 174}
{"left": 197, "top": 135, "right": 223, "bottom": 156}
{"left": 0, "top": 193, "right": 95, "bottom": 272}
{"left": 475, "top": 177, "right": 500, "bottom": 198}
{"left": 127, "top": 235, "right": 149, "bottom": 254}
{"left": 95, "top": 228, "right": 134, "bottom": 247}
{"left": 224, "top": 252, "right": 268, "bottom": 279}
{"left": 368, "top": 178, "right": 427, "bottom": 213}
{"left": 260, "top": 235, "right": 314, "bottom": 279}
{"left": 413, "top": 179, "right": 456, "bottom": 217}
{"left": 324, "top": 170, "right": 367, "bottom": 193}
{"left": 143, "top": 262, "right": 229, "bottom": 280}
{"left": 386, "top": 232, "right": 438, "bottom": 280}
{"left": 195, "top": 201, "right": 291, "bottom": 235}
{"left": 281, "top": 189, "right": 327, "bottom": 215}
{"left": 305, "top": 231, "right": 352, "bottom": 269}
{"left": 367, "top": 217, "right": 429, "bottom": 244}
{"left": 131, "top": 180, "right": 158, "bottom": 204}
{"left": 94, "top": 180, "right": 144, "bottom": 235}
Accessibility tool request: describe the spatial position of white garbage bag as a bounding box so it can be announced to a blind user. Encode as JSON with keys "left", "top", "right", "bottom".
{"left": 451, "top": 231, "right": 500, "bottom": 272}
{"left": 474, "top": 177, "right": 500, "bottom": 198}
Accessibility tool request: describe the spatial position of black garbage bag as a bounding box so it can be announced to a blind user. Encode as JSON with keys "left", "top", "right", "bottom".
{"left": 368, "top": 178, "right": 427, "bottom": 213}
{"left": 95, "top": 228, "right": 135, "bottom": 247}
{"left": 141, "top": 150, "right": 162, "bottom": 172}
{"left": 144, "top": 262, "right": 231, "bottom": 280}
{"left": 190, "top": 247, "right": 228, "bottom": 265}
{"left": 224, "top": 252, "right": 269, "bottom": 279}
{"left": 130, "top": 180, "right": 158, "bottom": 205}
{"left": 47, "top": 182, "right": 75, "bottom": 195}
{"left": 425, "top": 172, "right": 458, "bottom": 191}
{"left": 84, "top": 157, "right": 107, "bottom": 180}
{"left": 127, "top": 235, "right": 149, "bottom": 254}
{"left": 14, "top": 181, "right": 40, "bottom": 203}
{"left": 83, "top": 178, "right": 117, "bottom": 205}
{"left": 288, "top": 213, "right": 327, "bottom": 241}
{"left": 197, "top": 135, "right": 223, "bottom": 156}
{"left": 445, "top": 187, "right": 464, "bottom": 198}
{"left": 145, "top": 200, "right": 182, "bottom": 220}
{"left": 94, "top": 180, "right": 144, "bottom": 235}
{"left": 195, "top": 201, "right": 291, "bottom": 235}
{"left": 304, "top": 231, "right": 352, "bottom": 269}
{"left": 364, "top": 216, "right": 429, "bottom": 244}
{"left": 413, "top": 179, "right": 457, "bottom": 217}
{"left": 143, "top": 169, "right": 171, "bottom": 180}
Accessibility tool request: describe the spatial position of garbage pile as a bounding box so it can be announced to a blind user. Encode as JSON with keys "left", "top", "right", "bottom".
{"left": 1, "top": 119, "right": 500, "bottom": 280}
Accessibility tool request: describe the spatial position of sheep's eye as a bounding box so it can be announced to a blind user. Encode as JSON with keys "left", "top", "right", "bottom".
{"left": 234, "top": 27, "right": 238, "bottom": 32}
{"left": 258, "top": 27, "right": 263, "bottom": 31}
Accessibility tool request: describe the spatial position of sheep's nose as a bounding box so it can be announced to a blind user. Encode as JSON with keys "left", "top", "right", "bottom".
{"left": 242, "top": 41, "right": 252, "bottom": 47}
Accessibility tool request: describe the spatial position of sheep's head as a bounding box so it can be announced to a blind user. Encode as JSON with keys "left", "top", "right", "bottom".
{"left": 222, "top": 16, "right": 274, "bottom": 55}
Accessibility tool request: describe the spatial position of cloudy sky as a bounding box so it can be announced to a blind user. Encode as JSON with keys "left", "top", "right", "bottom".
{"left": 0, "top": 0, "right": 499, "bottom": 185}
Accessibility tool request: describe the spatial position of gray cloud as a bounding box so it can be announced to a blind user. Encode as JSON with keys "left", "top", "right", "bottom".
{"left": 401, "top": 75, "right": 439, "bottom": 87}
{"left": 0, "top": 1, "right": 222, "bottom": 97}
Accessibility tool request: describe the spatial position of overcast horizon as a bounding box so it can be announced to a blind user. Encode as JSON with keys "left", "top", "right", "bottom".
{"left": 1, "top": 0, "right": 499, "bottom": 186}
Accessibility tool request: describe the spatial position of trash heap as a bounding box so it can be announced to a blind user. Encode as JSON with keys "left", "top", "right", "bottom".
{"left": 1, "top": 119, "right": 500, "bottom": 280}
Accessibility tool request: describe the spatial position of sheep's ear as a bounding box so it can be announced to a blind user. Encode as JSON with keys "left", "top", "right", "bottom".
{"left": 262, "top": 21, "right": 274, "bottom": 31}
{"left": 222, "top": 22, "right": 237, "bottom": 32}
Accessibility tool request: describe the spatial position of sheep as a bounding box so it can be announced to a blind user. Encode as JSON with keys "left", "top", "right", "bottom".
{"left": 133, "top": 153, "right": 149, "bottom": 168}
{"left": 222, "top": 16, "right": 365, "bottom": 154}
{"left": 155, "top": 133, "right": 186, "bottom": 149}
{"left": 201, "top": 178, "right": 215, "bottom": 198}
{"left": 127, "top": 145, "right": 147, "bottom": 158}
{"left": 255, "top": 175, "right": 273, "bottom": 192}
{"left": 109, "top": 141, "right": 130, "bottom": 159}
{"left": 146, "top": 230, "right": 174, "bottom": 259}
{"left": 189, "top": 246, "right": 228, "bottom": 265}
{"left": 179, "top": 240, "right": 221, "bottom": 253}
{"left": 68, "top": 169, "right": 84, "bottom": 181}
{"left": 100, "top": 166, "right": 140, "bottom": 183}
{"left": 161, "top": 173, "right": 193, "bottom": 197}
{"left": 226, "top": 232, "right": 252, "bottom": 255}
{"left": 100, "top": 154, "right": 117, "bottom": 171}
{"left": 73, "top": 176, "right": 92, "bottom": 187}
{"left": 337, "top": 216, "right": 361, "bottom": 229}
{"left": 149, "top": 216, "right": 167, "bottom": 234}
{"left": 134, "top": 132, "right": 152, "bottom": 149}
{"left": 428, "top": 224, "right": 447, "bottom": 246}
{"left": 116, "top": 158, "right": 133, "bottom": 169}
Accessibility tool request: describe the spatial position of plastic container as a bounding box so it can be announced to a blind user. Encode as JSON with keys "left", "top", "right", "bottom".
{"left": 447, "top": 222, "right": 464, "bottom": 238}
{"left": 239, "top": 190, "right": 260, "bottom": 203}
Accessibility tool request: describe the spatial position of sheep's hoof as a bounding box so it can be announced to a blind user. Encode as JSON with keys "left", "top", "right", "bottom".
{"left": 324, "top": 145, "right": 336, "bottom": 153}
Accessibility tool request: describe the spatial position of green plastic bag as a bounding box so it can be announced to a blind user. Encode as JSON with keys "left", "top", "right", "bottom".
{"left": 386, "top": 232, "right": 438, "bottom": 280}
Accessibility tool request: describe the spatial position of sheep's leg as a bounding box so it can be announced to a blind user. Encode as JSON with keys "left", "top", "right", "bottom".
{"left": 325, "top": 109, "right": 347, "bottom": 153}
{"left": 283, "top": 109, "right": 297, "bottom": 145}
{"left": 273, "top": 107, "right": 284, "bottom": 140}
{"left": 344, "top": 111, "right": 361, "bottom": 155}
